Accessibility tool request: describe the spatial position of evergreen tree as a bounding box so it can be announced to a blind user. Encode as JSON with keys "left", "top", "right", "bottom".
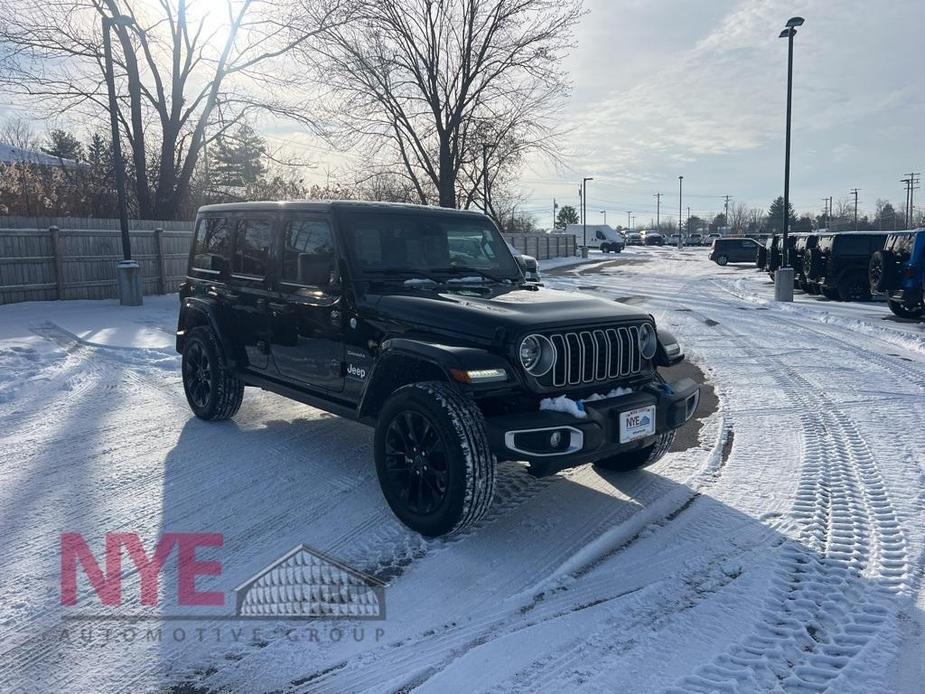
{"left": 212, "top": 124, "right": 267, "bottom": 190}
{"left": 767, "top": 196, "right": 798, "bottom": 232}
{"left": 41, "top": 129, "right": 84, "bottom": 161}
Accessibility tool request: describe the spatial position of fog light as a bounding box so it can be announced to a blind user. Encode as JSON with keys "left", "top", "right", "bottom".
{"left": 549, "top": 431, "right": 562, "bottom": 448}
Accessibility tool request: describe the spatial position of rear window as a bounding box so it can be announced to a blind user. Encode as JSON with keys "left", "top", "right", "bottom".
{"left": 192, "top": 217, "right": 233, "bottom": 273}
{"left": 887, "top": 233, "right": 914, "bottom": 255}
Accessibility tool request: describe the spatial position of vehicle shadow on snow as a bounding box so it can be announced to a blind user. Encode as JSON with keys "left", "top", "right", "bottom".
{"left": 150, "top": 406, "right": 921, "bottom": 693}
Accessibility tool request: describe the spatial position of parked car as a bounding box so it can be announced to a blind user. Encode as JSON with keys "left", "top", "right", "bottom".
{"left": 804, "top": 232, "right": 886, "bottom": 301}
{"left": 802, "top": 233, "right": 834, "bottom": 294}
{"left": 688, "top": 233, "right": 704, "bottom": 246}
{"left": 709, "top": 237, "right": 762, "bottom": 266}
{"left": 642, "top": 231, "right": 665, "bottom": 246}
{"left": 793, "top": 234, "right": 821, "bottom": 292}
{"left": 176, "top": 201, "right": 701, "bottom": 536}
{"left": 764, "top": 233, "right": 802, "bottom": 279}
{"left": 869, "top": 229, "right": 924, "bottom": 318}
{"left": 625, "top": 231, "right": 642, "bottom": 245}
{"left": 755, "top": 236, "right": 771, "bottom": 269}
{"left": 669, "top": 233, "right": 682, "bottom": 246}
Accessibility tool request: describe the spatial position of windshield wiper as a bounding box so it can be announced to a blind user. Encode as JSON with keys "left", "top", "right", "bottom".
{"left": 431, "top": 267, "right": 513, "bottom": 283}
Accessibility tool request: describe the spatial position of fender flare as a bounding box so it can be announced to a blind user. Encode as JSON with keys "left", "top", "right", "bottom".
{"left": 358, "top": 338, "right": 512, "bottom": 419}
{"left": 176, "top": 297, "right": 238, "bottom": 366}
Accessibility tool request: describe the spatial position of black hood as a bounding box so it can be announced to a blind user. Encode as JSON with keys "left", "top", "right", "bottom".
{"left": 364, "top": 284, "right": 649, "bottom": 342}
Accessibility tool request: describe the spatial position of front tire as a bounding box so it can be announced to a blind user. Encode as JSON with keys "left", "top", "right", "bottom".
{"left": 888, "top": 299, "right": 924, "bottom": 319}
{"left": 592, "top": 430, "right": 675, "bottom": 472}
{"left": 715, "top": 255, "right": 728, "bottom": 266}
{"left": 838, "top": 271, "right": 871, "bottom": 301}
{"left": 375, "top": 382, "right": 496, "bottom": 537}
{"left": 821, "top": 286, "right": 839, "bottom": 300}
{"left": 181, "top": 326, "right": 244, "bottom": 421}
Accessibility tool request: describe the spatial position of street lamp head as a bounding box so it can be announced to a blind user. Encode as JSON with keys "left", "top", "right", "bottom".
{"left": 779, "top": 28, "right": 797, "bottom": 38}
{"left": 786, "top": 16, "right": 805, "bottom": 28}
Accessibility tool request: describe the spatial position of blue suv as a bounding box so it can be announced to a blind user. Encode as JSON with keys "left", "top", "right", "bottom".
{"left": 869, "top": 230, "right": 925, "bottom": 319}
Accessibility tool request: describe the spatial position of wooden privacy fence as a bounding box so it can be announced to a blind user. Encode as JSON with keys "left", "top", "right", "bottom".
{"left": 503, "top": 233, "right": 577, "bottom": 260}
{"left": 0, "top": 222, "right": 193, "bottom": 305}
{"left": 0, "top": 221, "right": 577, "bottom": 305}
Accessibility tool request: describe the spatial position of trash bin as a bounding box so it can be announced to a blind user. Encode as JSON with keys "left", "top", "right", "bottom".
{"left": 117, "top": 259, "right": 143, "bottom": 306}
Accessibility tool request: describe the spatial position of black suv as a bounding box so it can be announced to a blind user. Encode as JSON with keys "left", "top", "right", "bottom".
{"left": 804, "top": 232, "right": 886, "bottom": 301}
{"left": 176, "top": 202, "right": 700, "bottom": 536}
{"left": 709, "top": 237, "right": 761, "bottom": 265}
{"left": 793, "top": 233, "right": 820, "bottom": 292}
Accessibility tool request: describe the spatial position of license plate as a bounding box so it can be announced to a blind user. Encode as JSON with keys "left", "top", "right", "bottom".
{"left": 619, "top": 405, "right": 656, "bottom": 443}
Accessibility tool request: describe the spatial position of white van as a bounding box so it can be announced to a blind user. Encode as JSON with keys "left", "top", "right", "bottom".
{"left": 564, "top": 224, "right": 626, "bottom": 253}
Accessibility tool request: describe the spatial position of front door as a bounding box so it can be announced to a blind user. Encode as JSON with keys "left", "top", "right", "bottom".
{"left": 228, "top": 214, "right": 275, "bottom": 371}
{"left": 268, "top": 214, "right": 344, "bottom": 392}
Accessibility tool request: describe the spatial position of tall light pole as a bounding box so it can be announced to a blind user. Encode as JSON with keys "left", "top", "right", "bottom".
{"left": 626, "top": 211, "right": 632, "bottom": 228}
{"left": 850, "top": 188, "right": 860, "bottom": 230}
{"left": 601, "top": 210, "right": 607, "bottom": 225}
{"left": 775, "top": 16, "right": 804, "bottom": 302}
{"left": 553, "top": 198, "right": 559, "bottom": 231}
{"left": 581, "top": 177, "right": 593, "bottom": 257}
{"left": 654, "top": 193, "right": 662, "bottom": 230}
{"left": 678, "top": 176, "right": 683, "bottom": 249}
{"left": 103, "top": 13, "right": 142, "bottom": 306}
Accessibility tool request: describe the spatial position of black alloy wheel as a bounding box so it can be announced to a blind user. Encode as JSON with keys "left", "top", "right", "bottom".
{"left": 183, "top": 340, "right": 212, "bottom": 410}
{"left": 383, "top": 411, "right": 449, "bottom": 516}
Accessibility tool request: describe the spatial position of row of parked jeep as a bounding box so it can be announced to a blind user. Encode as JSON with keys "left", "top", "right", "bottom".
{"left": 765, "top": 230, "right": 924, "bottom": 318}
{"left": 710, "top": 229, "right": 925, "bottom": 318}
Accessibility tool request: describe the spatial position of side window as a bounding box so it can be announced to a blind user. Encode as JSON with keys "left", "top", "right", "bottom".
{"left": 282, "top": 217, "right": 335, "bottom": 287}
{"left": 595, "top": 230, "right": 606, "bottom": 240}
{"left": 192, "top": 217, "right": 232, "bottom": 274}
{"left": 233, "top": 217, "right": 273, "bottom": 277}
{"left": 837, "top": 236, "right": 867, "bottom": 255}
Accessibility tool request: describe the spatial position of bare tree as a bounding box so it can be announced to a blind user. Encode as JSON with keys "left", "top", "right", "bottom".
{"left": 727, "top": 201, "right": 750, "bottom": 233}
{"left": 312, "top": 0, "right": 582, "bottom": 211}
{"left": 0, "top": 0, "right": 349, "bottom": 219}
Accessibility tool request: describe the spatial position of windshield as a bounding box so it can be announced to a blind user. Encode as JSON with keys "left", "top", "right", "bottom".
{"left": 339, "top": 211, "right": 521, "bottom": 282}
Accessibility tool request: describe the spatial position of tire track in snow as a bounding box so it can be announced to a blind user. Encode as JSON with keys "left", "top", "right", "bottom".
{"left": 665, "top": 310, "right": 910, "bottom": 693}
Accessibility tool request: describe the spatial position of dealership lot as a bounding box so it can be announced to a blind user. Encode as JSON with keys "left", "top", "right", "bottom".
{"left": 0, "top": 246, "right": 923, "bottom": 692}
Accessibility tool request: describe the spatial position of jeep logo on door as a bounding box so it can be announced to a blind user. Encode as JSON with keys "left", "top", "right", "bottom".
{"left": 347, "top": 364, "right": 367, "bottom": 380}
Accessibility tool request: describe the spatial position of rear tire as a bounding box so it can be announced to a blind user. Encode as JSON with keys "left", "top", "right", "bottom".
{"left": 592, "top": 430, "right": 675, "bottom": 472}
{"left": 838, "top": 271, "right": 871, "bottom": 302}
{"left": 181, "top": 326, "right": 244, "bottom": 421}
{"left": 374, "top": 382, "right": 495, "bottom": 537}
{"left": 888, "top": 299, "right": 924, "bottom": 319}
{"left": 869, "top": 250, "right": 897, "bottom": 293}
{"left": 821, "top": 286, "right": 839, "bottom": 300}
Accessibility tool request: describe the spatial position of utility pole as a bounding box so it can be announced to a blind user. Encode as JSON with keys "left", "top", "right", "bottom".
{"left": 552, "top": 198, "right": 559, "bottom": 231}
{"left": 678, "top": 176, "right": 684, "bottom": 249}
{"left": 654, "top": 193, "right": 662, "bottom": 230}
{"left": 601, "top": 210, "right": 607, "bottom": 225}
{"left": 626, "top": 211, "right": 631, "bottom": 229}
{"left": 850, "top": 188, "right": 860, "bottom": 230}
{"left": 723, "top": 195, "right": 732, "bottom": 228}
{"left": 903, "top": 173, "right": 920, "bottom": 228}
{"left": 687, "top": 206, "right": 691, "bottom": 236}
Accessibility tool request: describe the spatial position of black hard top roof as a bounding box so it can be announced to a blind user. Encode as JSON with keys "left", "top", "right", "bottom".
{"left": 196, "top": 200, "right": 488, "bottom": 218}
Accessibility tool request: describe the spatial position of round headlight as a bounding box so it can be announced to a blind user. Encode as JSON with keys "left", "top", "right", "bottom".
{"left": 519, "top": 334, "right": 555, "bottom": 377}
{"left": 638, "top": 323, "right": 658, "bottom": 360}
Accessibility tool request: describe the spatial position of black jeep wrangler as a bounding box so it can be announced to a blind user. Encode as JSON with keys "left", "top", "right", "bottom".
{"left": 793, "top": 233, "right": 820, "bottom": 292}
{"left": 804, "top": 232, "right": 886, "bottom": 301}
{"left": 176, "top": 202, "right": 700, "bottom": 536}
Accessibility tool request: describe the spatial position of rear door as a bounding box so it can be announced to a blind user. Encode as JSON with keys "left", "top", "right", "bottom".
{"left": 268, "top": 213, "right": 345, "bottom": 392}
{"left": 228, "top": 214, "right": 275, "bottom": 371}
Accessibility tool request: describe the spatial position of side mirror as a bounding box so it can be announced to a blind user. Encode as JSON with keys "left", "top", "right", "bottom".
{"left": 516, "top": 254, "right": 540, "bottom": 282}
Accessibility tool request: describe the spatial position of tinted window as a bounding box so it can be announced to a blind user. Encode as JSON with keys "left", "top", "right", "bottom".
{"left": 233, "top": 217, "right": 273, "bottom": 277}
{"left": 282, "top": 217, "right": 334, "bottom": 286}
{"left": 836, "top": 235, "right": 871, "bottom": 255}
{"left": 888, "top": 234, "right": 914, "bottom": 254}
{"left": 742, "top": 240, "right": 756, "bottom": 248}
{"left": 193, "top": 217, "right": 232, "bottom": 273}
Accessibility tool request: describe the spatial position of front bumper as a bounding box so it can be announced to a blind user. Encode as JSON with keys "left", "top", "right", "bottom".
{"left": 484, "top": 378, "right": 700, "bottom": 471}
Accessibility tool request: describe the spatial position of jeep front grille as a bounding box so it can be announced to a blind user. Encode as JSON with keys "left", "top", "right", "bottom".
{"left": 548, "top": 326, "right": 643, "bottom": 387}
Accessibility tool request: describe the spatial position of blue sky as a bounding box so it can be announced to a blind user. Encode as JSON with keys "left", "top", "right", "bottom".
{"left": 516, "top": 0, "right": 924, "bottom": 225}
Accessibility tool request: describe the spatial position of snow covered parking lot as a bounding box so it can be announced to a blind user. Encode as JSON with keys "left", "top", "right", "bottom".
{"left": 1, "top": 246, "right": 923, "bottom": 692}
